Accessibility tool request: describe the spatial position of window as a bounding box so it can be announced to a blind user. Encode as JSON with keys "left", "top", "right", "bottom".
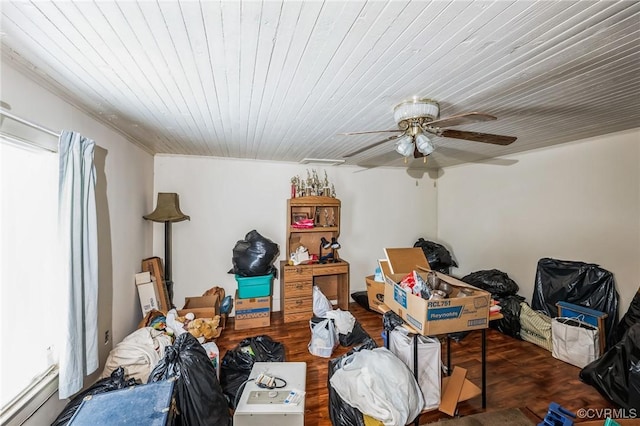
{"left": 0, "top": 139, "right": 62, "bottom": 415}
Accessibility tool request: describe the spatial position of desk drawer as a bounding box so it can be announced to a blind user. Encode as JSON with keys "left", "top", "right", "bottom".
{"left": 284, "top": 297, "right": 312, "bottom": 315}
{"left": 283, "top": 266, "right": 313, "bottom": 281}
{"left": 284, "top": 280, "right": 312, "bottom": 298}
{"left": 313, "top": 264, "right": 348, "bottom": 276}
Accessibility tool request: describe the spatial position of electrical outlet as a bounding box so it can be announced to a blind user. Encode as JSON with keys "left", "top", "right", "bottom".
{"left": 104, "top": 329, "right": 110, "bottom": 345}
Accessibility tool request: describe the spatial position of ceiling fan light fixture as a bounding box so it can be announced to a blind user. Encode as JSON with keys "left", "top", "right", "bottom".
{"left": 393, "top": 98, "right": 440, "bottom": 125}
{"left": 415, "top": 133, "right": 435, "bottom": 155}
{"left": 394, "top": 135, "right": 414, "bottom": 157}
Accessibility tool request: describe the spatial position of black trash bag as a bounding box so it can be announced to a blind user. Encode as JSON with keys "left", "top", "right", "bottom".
{"left": 311, "top": 315, "right": 372, "bottom": 347}
{"left": 461, "top": 269, "right": 519, "bottom": 298}
{"left": 629, "top": 361, "right": 640, "bottom": 410}
{"left": 580, "top": 323, "right": 640, "bottom": 409}
{"left": 339, "top": 321, "right": 371, "bottom": 347}
{"left": 229, "top": 230, "right": 280, "bottom": 277}
{"left": 613, "top": 288, "right": 640, "bottom": 344}
{"left": 51, "top": 367, "right": 138, "bottom": 426}
{"left": 383, "top": 310, "right": 405, "bottom": 333}
{"left": 328, "top": 338, "right": 378, "bottom": 426}
{"left": 413, "top": 238, "right": 457, "bottom": 273}
{"left": 351, "top": 291, "right": 371, "bottom": 311}
{"left": 532, "top": 257, "right": 619, "bottom": 349}
{"left": 491, "top": 294, "right": 526, "bottom": 339}
{"left": 148, "top": 333, "right": 230, "bottom": 426}
{"left": 219, "top": 335, "right": 285, "bottom": 408}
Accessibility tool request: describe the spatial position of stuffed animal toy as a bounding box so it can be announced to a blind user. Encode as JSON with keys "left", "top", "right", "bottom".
{"left": 185, "top": 316, "right": 221, "bottom": 341}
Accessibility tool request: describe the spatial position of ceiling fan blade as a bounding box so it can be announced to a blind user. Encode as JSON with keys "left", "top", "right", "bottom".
{"left": 441, "top": 129, "right": 517, "bottom": 145}
{"left": 427, "top": 112, "right": 496, "bottom": 128}
{"left": 339, "top": 129, "right": 402, "bottom": 135}
{"left": 413, "top": 144, "right": 425, "bottom": 159}
{"left": 343, "top": 133, "right": 404, "bottom": 157}
{"left": 436, "top": 146, "right": 519, "bottom": 166}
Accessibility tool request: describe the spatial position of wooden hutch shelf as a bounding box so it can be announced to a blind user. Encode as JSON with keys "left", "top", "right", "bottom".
{"left": 280, "top": 196, "right": 350, "bottom": 323}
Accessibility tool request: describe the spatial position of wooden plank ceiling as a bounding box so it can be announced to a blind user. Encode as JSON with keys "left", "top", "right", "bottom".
{"left": 1, "top": 0, "right": 639, "bottom": 170}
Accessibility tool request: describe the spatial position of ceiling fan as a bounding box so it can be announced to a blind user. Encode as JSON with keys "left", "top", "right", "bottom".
{"left": 341, "top": 98, "right": 517, "bottom": 159}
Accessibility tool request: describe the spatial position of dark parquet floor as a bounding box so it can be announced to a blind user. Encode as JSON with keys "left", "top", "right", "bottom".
{"left": 216, "top": 302, "right": 616, "bottom": 425}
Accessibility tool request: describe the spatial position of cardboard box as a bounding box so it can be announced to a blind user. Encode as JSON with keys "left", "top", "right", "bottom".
{"left": 177, "top": 294, "right": 220, "bottom": 319}
{"left": 176, "top": 294, "right": 223, "bottom": 339}
{"left": 365, "top": 275, "right": 385, "bottom": 314}
{"left": 235, "top": 291, "right": 271, "bottom": 330}
{"left": 136, "top": 280, "right": 159, "bottom": 316}
{"left": 141, "top": 257, "right": 171, "bottom": 312}
{"left": 135, "top": 271, "right": 152, "bottom": 285}
{"left": 383, "top": 271, "right": 490, "bottom": 335}
{"left": 384, "top": 247, "right": 430, "bottom": 274}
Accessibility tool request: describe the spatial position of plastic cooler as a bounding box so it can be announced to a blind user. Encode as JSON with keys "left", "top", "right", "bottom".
{"left": 235, "top": 274, "right": 273, "bottom": 298}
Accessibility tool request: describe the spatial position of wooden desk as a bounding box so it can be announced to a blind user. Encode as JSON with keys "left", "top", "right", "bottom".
{"left": 280, "top": 260, "right": 350, "bottom": 323}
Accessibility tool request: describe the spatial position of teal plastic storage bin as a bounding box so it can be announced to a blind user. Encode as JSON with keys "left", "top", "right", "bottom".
{"left": 235, "top": 274, "right": 273, "bottom": 298}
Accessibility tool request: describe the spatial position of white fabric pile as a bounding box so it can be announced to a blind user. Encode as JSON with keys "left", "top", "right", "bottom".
{"left": 329, "top": 347, "right": 424, "bottom": 425}
{"left": 324, "top": 309, "right": 356, "bottom": 335}
{"left": 101, "top": 327, "right": 172, "bottom": 383}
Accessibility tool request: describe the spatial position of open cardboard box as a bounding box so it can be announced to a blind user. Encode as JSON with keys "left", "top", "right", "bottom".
{"left": 383, "top": 269, "right": 490, "bottom": 336}
{"left": 365, "top": 275, "right": 385, "bottom": 314}
{"left": 177, "top": 294, "right": 221, "bottom": 320}
{"left": 384, "top": 247, "right": 431, "bottom": 275}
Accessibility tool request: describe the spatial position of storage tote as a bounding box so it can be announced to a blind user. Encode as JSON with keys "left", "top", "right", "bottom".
{"left": 69, "top": 379, "right": 175, "bottom": 425}
{"left": 235, "top": 273, "right": 273, "bottom": 298}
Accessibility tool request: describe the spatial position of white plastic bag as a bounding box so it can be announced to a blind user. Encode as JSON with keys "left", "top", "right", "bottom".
{"left": 308, "top": 318, "right": 338, "bottom": 358}
{"left": 324, "top": 309, "right": 355, "bottom": 334}
{"left": 552, "top": 317, "right": 600, "bottom": 368}
{"left": 313, "top": 285, "right": 333, "bottom": 317}
{"left": 389, "top": 328, "right": 441, "bottom": 411}
{"left": 329, "top": 347, "right": 424, "bottom": 426}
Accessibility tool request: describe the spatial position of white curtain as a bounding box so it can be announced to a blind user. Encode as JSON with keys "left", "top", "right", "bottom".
{"left": 57, "top": 130, "right": 98, "bottom": 399}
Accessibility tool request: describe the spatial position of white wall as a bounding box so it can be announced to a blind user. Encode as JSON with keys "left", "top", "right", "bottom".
{"left": 152, "top": 155, "right": 439, "bottom": 311}
{"left": 437, "top": 129, "right": 640, "bottom": 315}
{"left": 1, "top": 60, "right": 154, "bottom": 425}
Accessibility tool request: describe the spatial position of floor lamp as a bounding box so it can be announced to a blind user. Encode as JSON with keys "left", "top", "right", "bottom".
{"left": 144, "top": 193, "right": 190, "bottom": 308}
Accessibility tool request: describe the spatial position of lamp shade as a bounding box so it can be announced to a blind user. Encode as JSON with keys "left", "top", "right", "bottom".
{"left": 143, "top": 193, "right": 190, "bottom": 223}
{"left": 395, "top": 135, "right": 414, "bottom": 157}
{"left": 415, "top": 133, "right": 435, "bottom": 155}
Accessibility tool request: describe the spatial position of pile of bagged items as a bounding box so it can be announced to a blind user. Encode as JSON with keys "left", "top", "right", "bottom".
{"left": 413, "top": 238, "right": 457, "bottom": 274}
{"left": 54, "top": 285, "right": 233, "bottom": 425}
{"left": 461, "top": 269, "right": 524, "bottom": 339}
{"left": 54, "top": 332, "right": 231, "bottom": 426}
{"left": 328, "top": 335, "right": 426, "bottom": 426}
{"left": 219, "top": 335, "right": 285, "bottom": 409}
{"left": 308, "top": 286, "right": 371, "bottom": 358}
{"left": 532, "top": 257, "right": 619, "bottom": 350}
{"left": 328, "top": 311, "right": 441, "bottom": 425}
{"left": 51, "top": 368, "right": 138, "bottom": 426}
{"left": 580, "top": 287, "right": 640, "bottom": 411}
